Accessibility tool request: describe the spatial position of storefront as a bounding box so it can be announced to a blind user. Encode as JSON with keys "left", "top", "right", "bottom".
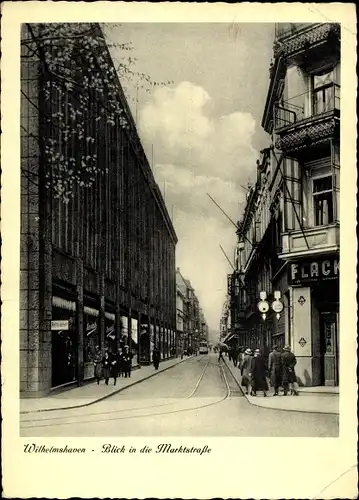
{"left": 83, "top": 300, "right": 100, "bottom": 380}
{"left": 51, "top": 294, "right": 78, "bottom": 388}
{"left": 105, "top": 309, "right": 116, "bottom": 353}
{"left": 139, "top": 321, "right": 151, "bottom": 364}
{"left": 131, "top": 318, "right": 138, "bottom": 366}
{"left": 288, "top": 254, "right": 339, "bottom": 386}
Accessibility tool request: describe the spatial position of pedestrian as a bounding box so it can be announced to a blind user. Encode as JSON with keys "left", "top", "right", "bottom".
{"left": 268, "top": 345, "right": 283, "bottom": 396}
{"left": 240, "top": 348, "right": 253, "bottom": 395}
{"left": 228, "top": 346, "right": 233, "bottom": 363}
{"left": 232, "top": 345, "right": 239, "bottom": 368}
{"left": 249, "top": 349, "right": 268, "bottom": 396}
{"left": 122, "top": 345, "right": 133, "bottom": 378}
{"left": 110, "top": 350, "right": 118, "bottom": 385}
{"left": 102, "top": 350, "right": 111, "bottom": 385}
{"left": 218, "top": 345, "right": 225, "bottom": 362}
{"left": 152, "top": 345, "right": 161, "bottom": 370}
{"left": 282, "top": 345, "right": 299, "bottom": 396}
{"left": 93, "top": 345, "right": 102, "bottom": 385}
{"left": 116, "top": 347, "right": 124, "bottom": 378}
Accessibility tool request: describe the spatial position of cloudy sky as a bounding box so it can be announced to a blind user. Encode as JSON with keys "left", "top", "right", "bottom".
{"left": 106, "top": 23, "right": 274, "bottom": 340}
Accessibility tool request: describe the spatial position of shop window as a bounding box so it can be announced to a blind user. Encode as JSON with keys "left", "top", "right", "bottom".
{"left": 313, "top": 176, "right": 334, "bottom": 226}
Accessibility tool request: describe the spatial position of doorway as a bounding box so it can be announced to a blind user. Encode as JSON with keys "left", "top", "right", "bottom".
{"left": 319, "top": 312, "right": 339, "bottom": 386}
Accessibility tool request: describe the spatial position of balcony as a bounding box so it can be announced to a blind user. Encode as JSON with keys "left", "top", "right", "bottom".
{"left": 279, "top": 223, "right": 339, "bottom": 260}
{"left": 273, "top": 23, "right": 340, "bottom": 64}
{"left": 274, "top": 84, "right": 340, "bottom": 155}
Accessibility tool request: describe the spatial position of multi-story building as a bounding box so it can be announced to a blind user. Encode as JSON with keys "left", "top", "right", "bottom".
{"left": 176, "top": 268, "right": 187, "bottom": 354}
{"left": 20, "top": 23, "right": 177, "bottom": 397}
{"left": 235, "top": 23, "right": 340, "bottom": 387}
{"left": 176, "top": 271, "right": 208, "bottom": 352}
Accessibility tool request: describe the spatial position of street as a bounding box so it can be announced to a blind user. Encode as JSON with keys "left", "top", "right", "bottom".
{"left": 21, "top": 354, "right": 338, "bottom": 437}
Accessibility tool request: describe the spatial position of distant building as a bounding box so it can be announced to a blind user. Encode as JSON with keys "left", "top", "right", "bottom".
{"left": 176, "top": 269, "right": 208, "bottom": 352}
{"left": 234, "top": 23, "right": 340, "bottom": 386}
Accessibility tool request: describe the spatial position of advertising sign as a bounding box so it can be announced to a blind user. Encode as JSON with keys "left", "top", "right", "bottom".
{"left": 288, "top": 257, "right": 339, "bottom": 285}
{"left": 51, "top": 320, "right": 69, "bottom": 331}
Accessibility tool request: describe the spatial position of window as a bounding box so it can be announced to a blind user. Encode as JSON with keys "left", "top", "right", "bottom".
{"left": 313, "top": 175, "right": 333, "bottom": 226}
{"left": 312, "top": 68, "right": 336, "bottom": 115}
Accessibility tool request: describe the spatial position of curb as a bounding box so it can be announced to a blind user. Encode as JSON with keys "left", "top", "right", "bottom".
{"left": 223, "top": 359, "right": 339, "bottom": 416}
{"left": 20, "top": 356, "right": 194, "bottom": 415}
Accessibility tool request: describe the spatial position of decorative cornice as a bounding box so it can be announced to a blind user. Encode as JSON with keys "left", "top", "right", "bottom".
{"left": 275, "top": 117, "right": 338, "bottom": 153}
{"left": 274, "top": 23, "right": 340, "bottom": 59}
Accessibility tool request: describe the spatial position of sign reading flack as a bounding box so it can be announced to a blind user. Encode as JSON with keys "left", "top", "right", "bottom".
{"left": 288, "top": 256, "right": 339, "bottom": 285}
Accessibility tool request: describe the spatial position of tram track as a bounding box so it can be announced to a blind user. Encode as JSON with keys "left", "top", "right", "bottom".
{"left": 21, "top": 356, "right": 223, "bottom": 430}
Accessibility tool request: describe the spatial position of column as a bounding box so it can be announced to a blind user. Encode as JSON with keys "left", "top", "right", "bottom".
{"left": 291, "top": 286, "right": 313, "bottom": 386}
{"left": 76, "top": 259, "right": 84, "bottom": 384}
{"left": 99, "top": 274, "right": 105, "bottom": 350}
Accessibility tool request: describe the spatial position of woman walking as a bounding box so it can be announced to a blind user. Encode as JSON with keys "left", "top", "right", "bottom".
{"left": 249, "top": 349, "right": 268, "bottom": 397}
{"left": 282, "top": 345, "right": 299, "bottom": 396}
{"left": 93, "top": 346, "right": 102, "bottom": 385}
{"left": 240, "top": 348, "right": 253, "bottom": 395}
{"left": 102, "top": 350, "right": 111, "bottom": 385}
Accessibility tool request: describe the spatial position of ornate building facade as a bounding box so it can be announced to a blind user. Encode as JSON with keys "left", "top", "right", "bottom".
{"left": 233, "top": 23, "right": 340, "bottom": 386}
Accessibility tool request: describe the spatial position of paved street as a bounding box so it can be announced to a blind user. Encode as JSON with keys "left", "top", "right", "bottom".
{"left": 21, "top": 354, "right": 338, "bottom": 437}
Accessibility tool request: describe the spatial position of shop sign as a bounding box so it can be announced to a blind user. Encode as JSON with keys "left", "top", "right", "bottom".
{"left": 227, "top": 274, "right": 233, "bottom": 296}
{"left": 288, "top": 257, "right": 339, "bottom": 285}
{"left": 272, "top": 300, "right": 284, "bottom": 313}
{"left": 51, "top": 320, "right": 69, "bottom": 331}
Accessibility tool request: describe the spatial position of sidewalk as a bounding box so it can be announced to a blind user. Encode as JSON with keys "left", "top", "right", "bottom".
{"left": 224, "top": 360, "right": 339, "bottom": 415}
{"left": 20, "top": 356, "right": 192, "bottom": 414}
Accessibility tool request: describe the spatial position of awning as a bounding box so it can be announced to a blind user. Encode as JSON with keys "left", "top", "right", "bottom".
{"left": 223, "top": 333, "right": 238, "bottom": 344}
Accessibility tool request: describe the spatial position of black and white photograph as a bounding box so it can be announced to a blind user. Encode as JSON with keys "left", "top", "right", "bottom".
{"left": 1, "top": 2, "right": 357, "bottom": 499}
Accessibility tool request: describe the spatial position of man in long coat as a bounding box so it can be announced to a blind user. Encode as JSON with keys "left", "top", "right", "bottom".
{"left": 152, "top": 346, "right": 161, "bottom": 370}
{"left": 240, "top": 348, "right": 253, "bottom": 395}
{"left": 282, "top": 345, "right": 299, "bottom": 396}
{"left": 250, "top": 349, "right": 268, "bottom": 396}
{"left": 268, "top": 345, "right": 283, "bottom": 396}
{"left": 122, "top": 345, "right": 133, "bottom": 378}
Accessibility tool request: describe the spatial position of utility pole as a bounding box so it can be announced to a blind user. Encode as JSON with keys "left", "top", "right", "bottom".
{"left": 219, "top": 244, "right": 235, "bottom": 271}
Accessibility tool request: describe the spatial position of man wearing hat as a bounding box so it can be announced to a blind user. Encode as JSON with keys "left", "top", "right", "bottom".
{"left": 268, "top": 345, "right": 283, "bottom": 396}
{"left": 240, "top": 348, "right": 253, "bottom": 395}
{"left": 282, "top": 345, "right": 299, "bottom": 396}
{"left": 122, "top": 345, "right": 133, "bottom": 378}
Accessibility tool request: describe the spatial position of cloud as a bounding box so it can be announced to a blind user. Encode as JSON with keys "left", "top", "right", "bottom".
{"left": 138, "top": 81, "right": 259, "bottom": 333}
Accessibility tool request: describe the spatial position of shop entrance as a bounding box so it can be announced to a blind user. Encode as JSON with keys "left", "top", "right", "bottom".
{"left": 319, "top": 312, "right": 339, "bottom": 386}
{"left": 51, "top": 305, "right": 77, "bottom": 388}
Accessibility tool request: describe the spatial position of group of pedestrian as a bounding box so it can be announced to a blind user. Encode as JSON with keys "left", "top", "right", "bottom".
{"left": 93, "top": 345, "right": 133, "bottom": 386}
{"left": 239, "top": 345, "right": 299, "bottom": 397}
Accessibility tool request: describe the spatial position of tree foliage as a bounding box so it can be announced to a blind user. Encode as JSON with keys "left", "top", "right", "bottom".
{"left": 21, "top": 22, "right": 173, "bottom": 202}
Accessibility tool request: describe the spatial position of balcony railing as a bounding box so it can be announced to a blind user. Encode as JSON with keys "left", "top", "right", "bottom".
{"left": 275, "top": 23, "right": 314, "bottom": 41}
{"left": 275, "top": 83, "right": 340, "bottom": 130}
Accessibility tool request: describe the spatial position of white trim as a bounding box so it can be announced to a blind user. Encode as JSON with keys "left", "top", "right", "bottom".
{"left": 105, "top": 311, "right": 115, "bottom": 321}
{"left": 52, "top": 296, "right": 76, "bottom": 312}
{"left": 84, "top": 306, "right": 99, "bottom": 317}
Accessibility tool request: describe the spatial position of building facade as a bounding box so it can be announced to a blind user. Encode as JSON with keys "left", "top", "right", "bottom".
{"left": 20, "top": 23, "right": 177, "bottom": 397}
{"left": 176, "top": 269, "right": 208, "bottom": 353}
{"left": 234, "top": 23, "right": 340, "bottom": 386}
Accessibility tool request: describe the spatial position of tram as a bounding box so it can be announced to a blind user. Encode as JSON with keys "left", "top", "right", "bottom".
{"left": 199, "top": 340, "right": 209, "bottom": 354}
